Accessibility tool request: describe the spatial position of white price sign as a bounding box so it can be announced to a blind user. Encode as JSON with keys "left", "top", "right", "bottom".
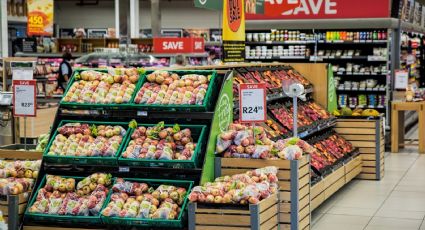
{"left": 394, "top": 70, "right": 409, "bottom": 90}
{"left": 13, "top": 80, "right": 36, "bottom": 117}
{"left": 239, "top": 83, "right": 266, "bottom": 123}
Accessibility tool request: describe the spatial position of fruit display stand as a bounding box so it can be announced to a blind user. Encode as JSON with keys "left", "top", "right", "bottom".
{"left": 310, "top": 154, "right": 362, "bottom": 211}
{"left": 23, "top": 67, "right": 225, "bottom": 229}
{"left": 335, "top": 115, "right": 385, "bottom": 180}
{"left": 215, "top": 157, "right": 310, "bottom": 230}
{"left": 188, "top": 193, "right": 279, "bottom": 230}
{"left": 0, "top": 148, "right": 42, "bottom": 230}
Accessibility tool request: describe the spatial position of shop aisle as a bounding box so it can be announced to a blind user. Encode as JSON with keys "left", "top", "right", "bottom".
{"left": 312, "top": 128, "right": 425, "bottom": 230}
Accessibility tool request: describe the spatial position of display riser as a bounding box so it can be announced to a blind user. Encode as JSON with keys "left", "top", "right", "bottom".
{"left": 189, "top": 193, "right": 279, "bottom": 230}
{"left": 311, "top": 155, "right": 362, "bottom": 211}
{"left": 215, "top": 156, "right": 311, "bottom": 230}
{"left": 335, "top": 117, "right": 385, "bottom": 180}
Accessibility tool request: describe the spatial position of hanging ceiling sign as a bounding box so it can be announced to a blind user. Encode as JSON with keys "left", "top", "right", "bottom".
{"left": 247, "top": 0, "right": 390, "bottom": 20}
{"left": 27, "top": 0, "right": 54, "bottom": 36}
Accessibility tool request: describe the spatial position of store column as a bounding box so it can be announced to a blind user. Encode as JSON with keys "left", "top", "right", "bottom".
{"left": 151, "top": 0, "right": 161, "bottom": 37}
{"left": 130, "top": 0, "right": 140, "bottom": 38}
{"left": 0, "top": 0, "right": 8, "bottom": 57}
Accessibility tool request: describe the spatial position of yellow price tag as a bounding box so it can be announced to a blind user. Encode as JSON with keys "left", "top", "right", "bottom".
{"left": 28, "top": 15, "right": 43, "bottom": 26}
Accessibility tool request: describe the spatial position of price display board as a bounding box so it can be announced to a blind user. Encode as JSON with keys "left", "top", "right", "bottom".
{"left": 13, "top": 80, "right": 37, "bottom": 117}
{"left": 239, "top": 83, "right": 266, "bottom": 123}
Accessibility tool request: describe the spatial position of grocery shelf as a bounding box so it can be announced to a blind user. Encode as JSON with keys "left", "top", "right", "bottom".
{"left": 336, "top": 87, "right": 387, "bottom": 92}
{"left": 333, "top": 71, "right": 389, "bottom": 76}
{"left": 246, "top": 56, "right": 308, "bottom": 60}
{"left": 246, "top": 40, "right": 316, "bottom": 45}
{"left": 340, "top": 105, "right": 386, "bottom": 109}
{"left": 246, "top": 18, "right": 400, "bottom": 30}
{"left": 317, "top": 40, "right": 388, "bottom": 44}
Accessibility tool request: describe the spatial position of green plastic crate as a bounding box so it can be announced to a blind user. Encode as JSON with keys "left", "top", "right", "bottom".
{"left": 25, "top": 175, "right": 112, "bottom": 225}
{"left": 43, "top": 120, "right": 130, "bottom": 166}
{"left": 118, "top": 124, "right": 207, "bottom": 168}
{"left": 60, "top": 68, "right": 144, "bottom": 109}
{"left": 100, "top": 178, "right": 194, "bottom": 228}
{"left": 131, "top": 70, "right": 218, "bottom": 112}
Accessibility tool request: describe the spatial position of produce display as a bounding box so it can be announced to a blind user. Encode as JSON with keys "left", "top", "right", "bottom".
{"left": 216, "top": 123, "right": 310, "bottom": 160}
{"left": 62, "top": 68, "right": 140, "bottom": 104}
{"left": 188, "top": 166, "right": 278, "bottom": 205}
{"left": 269, "top": 100, "right": 333, "bottom": 132}
{"left": 47, "top": 123, "right": 127, "bottom": 157}
{"left": 0, "top": 160, "right": 41, "bottom": 179}
{"left": 308, "top": 133, "right": 355, "bottom": 173}
{"left": 0, "top": 178, "right": 34, "bottom": 195}
{"left": 36, "top": 133, "right": 50, "bottom": 152}
{"left": 121, "top": 122, "right": 198, "bottom": 161}
{"left": 134, "top": 70, "right": 211, "bottom": 105}
{"left": 101, "top": 179, "right": 188, "bottom": 220}
{"left": 234, "top": 67, "right": 311, "bottom": 96}
{"left": 28, "top": 173, "right": 111, "bottom": 216}
{"left": 332, "top": 107, "right": 381, "bottom": 117}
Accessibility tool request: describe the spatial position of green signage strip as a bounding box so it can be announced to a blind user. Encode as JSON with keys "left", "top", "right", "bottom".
{"left": 327, "top": 64, "right": 337, "bottom": 112}
{"left": 194, "top": 0, "right": 222, "bottom": 10}
{"left": 194, "top": 0, "right": 264, "bottom": 13}
{"left": 200, "top": 71, "right": 234, "bottom": 184}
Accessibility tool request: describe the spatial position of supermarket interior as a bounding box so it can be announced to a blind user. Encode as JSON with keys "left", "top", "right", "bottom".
{"left": 0, "top": 0, "right": 425, "bottom": 229}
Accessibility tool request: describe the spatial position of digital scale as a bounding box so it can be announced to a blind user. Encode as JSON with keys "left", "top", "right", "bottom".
{"left": 0, "top": 92, "right": 13, "bottom": 106}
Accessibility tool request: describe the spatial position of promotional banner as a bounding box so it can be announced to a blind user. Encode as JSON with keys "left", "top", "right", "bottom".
{"left": 222, "top": 0, "right": 245, "bottom": 63}
{"left": 327, "top": 65, "right": 337, "bottom": 113}
{"left": 247, "top": 0, "right": 390, "bottom": 20}
{"left": 153, "top": 37, "right": 204, "bottom": 53}
{"left": 195, "top": 0, "right": 264, "bottom": 14}
{"left": 27, "top": 0, "right": 54, "bottom": 36}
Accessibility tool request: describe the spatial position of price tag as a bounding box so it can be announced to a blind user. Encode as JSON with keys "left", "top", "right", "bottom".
{"left": 239, "top": 83, "right": 266, "bottom": 123}
{"left": 137, "top": 111, "right": 148, "bottom": 116}
{"left": 119, "top": 167, "right": 130, "bottom": 172}
{"left": 13, "top": 80, "right": 36, "bottom": 117}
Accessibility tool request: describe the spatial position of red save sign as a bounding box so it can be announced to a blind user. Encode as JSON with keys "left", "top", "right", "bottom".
{"left": 247, "top": 0, "right": 390, "bottom": 20}
{"left": 13, "top": 80, "right": 37, "bottom": 117}
{"left": 239, "top": 83, "right": 267, "bottom": 123}
{"left": 153, "top": 37, "right": 205, "bottom": 53}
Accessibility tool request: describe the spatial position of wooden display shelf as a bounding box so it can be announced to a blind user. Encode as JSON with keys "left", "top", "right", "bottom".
{"left": 335, "top": 116, "right": 384, "bottom": 180}
{"left": 24, "top": 227, "right": 104, "bottom": 230}
{"left": 19, "top": 106, "right": 58, "bottom": 139}
{"left": 188, "top": 193, "right": 279, "bottom": 230}
{"left": 215, "top": 156, "right": 310, "bottom": 230}
{"left": 0, "top": 193, "right": 31, "bottom": 230}
{"left": 311, "top": 155, "right": 362, "bottom": 211}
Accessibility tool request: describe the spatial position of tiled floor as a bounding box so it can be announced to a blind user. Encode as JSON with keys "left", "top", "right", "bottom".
{"left": 312, "top": 127, "right": 425, "bottom": 230}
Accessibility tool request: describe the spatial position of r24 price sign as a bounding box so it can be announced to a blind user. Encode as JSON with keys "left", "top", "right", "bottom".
{"left": 239, "top": 83, "right": 267, "bottom": 123}
{"left": 13, "top": 80, "right": 36, "bottom": 117}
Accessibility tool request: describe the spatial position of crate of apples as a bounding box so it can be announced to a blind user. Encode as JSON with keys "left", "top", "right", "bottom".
{"left": 119, "top": 121, "right": 207, "bottom": 168}
{"left": 101, "top": 178, "right": 193, "bottom": 228}
{"left": 133, "top": 70, "right": 216, "bottom": 111}
{"left": 188, "top": 166, "right": 278, "bottom": 205}
{"left": 26, "top": 173, "right": 112, "bottom": 224}
{"left": 62, "top": 68, "right": 141, "bottom": 106}
{"left": 45, "top": 121, "right": 128, "bottom": 165}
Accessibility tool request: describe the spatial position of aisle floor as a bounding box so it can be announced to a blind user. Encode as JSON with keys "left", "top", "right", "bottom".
{"left": 311, "top": 147, "right": 425, "bottom": 229}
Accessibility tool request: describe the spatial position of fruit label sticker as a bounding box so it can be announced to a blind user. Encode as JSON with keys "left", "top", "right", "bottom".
{"left": 239, "top": 83, "right": 266, "bottom": 123}
{"left": 13, "top": 80, "right": 37, "bottom": 117}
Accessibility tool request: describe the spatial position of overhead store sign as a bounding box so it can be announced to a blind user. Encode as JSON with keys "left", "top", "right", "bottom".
{"left": 27, "top": 0, "right": 54, "bottom": 36}
{"left": 153, "top": 38, "right": 204, "bottom": 53}
{"left": 222, "top": 0, "right": 245, "bottom": 63}
{"left": 247, "top": 0, "right": 390, "bottom": 20}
